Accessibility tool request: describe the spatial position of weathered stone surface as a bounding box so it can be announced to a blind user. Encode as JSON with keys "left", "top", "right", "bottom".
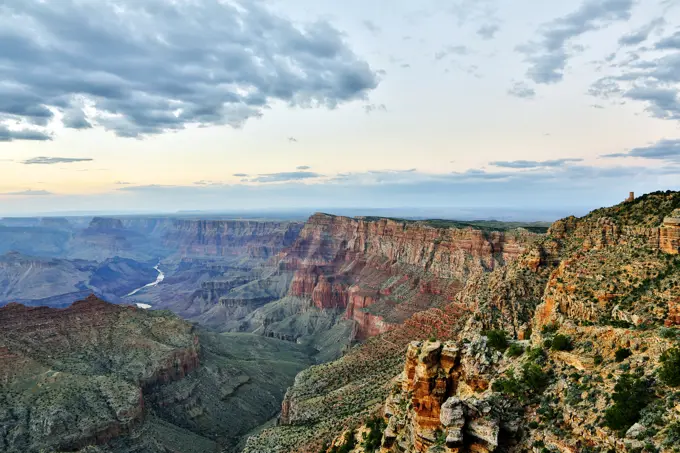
{"left": 660, "top": 209, "right": 680, "bottom": 254}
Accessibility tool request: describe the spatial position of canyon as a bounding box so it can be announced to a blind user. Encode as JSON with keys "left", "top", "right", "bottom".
{"left": 243, "top": 190, "right": 680, "bottom": 453}
{"left": 2, "top": 191, "right": 679, "bottom": 453}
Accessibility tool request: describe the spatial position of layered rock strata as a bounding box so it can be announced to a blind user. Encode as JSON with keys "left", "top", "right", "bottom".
{"left": 282, "top": 213, "right": 537, "bottom": 339}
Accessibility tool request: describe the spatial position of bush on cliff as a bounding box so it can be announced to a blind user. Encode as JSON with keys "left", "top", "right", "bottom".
{"left": 492, "top": 362, "right": 548, "bottom": 401}
{"left": 551, "top": 334, "right": 573, "bottom": 351}
{"left": 615, "top": 348, "right": 633, "bottom": 362}
{"left": 483, "top": 330, "right": 509, "bottom": 351}
{"left": 604, "top": 374, "right": 653, "bottom": 435}
{"left": 507, "top": 343, "right": 525, "bottom": 357}
{"left": 659, "top": 348, "right": 680, "bottom": 387}
{"left": 362, "top": 416, "right": 386, "bottom": 452}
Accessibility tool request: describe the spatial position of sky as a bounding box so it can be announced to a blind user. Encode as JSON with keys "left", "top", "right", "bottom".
{"left": 1, "top": 0, "right": 680, "bottom": 218}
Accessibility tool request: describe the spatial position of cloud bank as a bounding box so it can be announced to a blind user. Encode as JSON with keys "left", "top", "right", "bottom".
{"left": 0, "top": 0, "right": 379, "bottom": 139}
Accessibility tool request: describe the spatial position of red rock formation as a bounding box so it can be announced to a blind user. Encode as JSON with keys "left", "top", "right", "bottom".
{"left": 280, "top": 213, "right": 537, "bottom": 339}
{"left": 345, "top": 286, "right": 390, "bottom": 339}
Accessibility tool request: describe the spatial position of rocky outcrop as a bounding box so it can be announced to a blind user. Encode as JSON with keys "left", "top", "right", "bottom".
{"left": 660, "top": 209, "right": 680, "bottom": 254}
{"left": 373, "top": 339, "right": 519, "bottom": 453}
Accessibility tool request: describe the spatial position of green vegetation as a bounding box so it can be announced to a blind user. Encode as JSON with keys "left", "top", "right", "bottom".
{"left": 663, "top": 422, "right": 680, "bottom": 448}
{"left": 587, "top": 190, "right": 680, "bottom": 228}
{"left": 541, "top": 323, "right": 559, "bottom": 335}
{"left": 483, "top": 329, "right": 509, "bottom": 351}
{"left": 551, "top": 334, "right": 573, "bottom": 351}
{"left": 594, "top": 354, "right": 604, "bottom": 365}
{"left": 507, "top": 343, "right": 525, "bottom": 357}
{"left": 659, "top": 348, "right": 680, "bottom": 387}
{"left": 492, "top": 362, "right": 548, "bottom": 401}
{"left": 604, "top": 374, "right": 653, "bottom": 435}
{"left": 615, "top": 348, "right": 633, "bottom": 362}
{"left": 362, "top": 416, "right": 386, "bottom": 452}
{"left": 356, "top": 216, "right": 551, "bottom": 233}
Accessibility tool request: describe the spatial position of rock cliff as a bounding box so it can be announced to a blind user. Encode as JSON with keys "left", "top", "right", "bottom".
{"left": 243, "top": 191, "right": 680, "bottom": 453}
{"left": 162, "top": 219, "right": 303, "bottom": 258}
{"left": 280, "top": 213, "right": 538, "bottom": 340}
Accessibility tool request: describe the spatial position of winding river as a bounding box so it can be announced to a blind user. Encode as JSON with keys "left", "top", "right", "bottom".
{"left": 125, "top": 262, "right": 164, "bottom": 309}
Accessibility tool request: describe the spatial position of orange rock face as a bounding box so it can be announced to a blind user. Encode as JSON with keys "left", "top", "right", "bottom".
{"left": 660, "top": 212, "right": 680, "bottom": 255}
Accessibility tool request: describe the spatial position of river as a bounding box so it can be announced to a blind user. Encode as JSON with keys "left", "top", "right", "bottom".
{"left": 125, "top": 262, "right": 164, "bottom": 309}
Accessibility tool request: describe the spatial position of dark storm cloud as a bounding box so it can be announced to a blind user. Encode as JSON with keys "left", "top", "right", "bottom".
{"left": 517, "top": 0, "right": 634, "bottom": 84}
{"left": 250, "top": 171, "right": 322, "bottom": 183}
{"left": 1, "top": 190, "right": 53, "bottom": 196}
{"left": 21, "top": 157, "right": 93, "bottom": 165}
{"left": 491, "top": 158, "right": 583, "bottom": 169}
{"left": 507, "top": 82, "right": 536, "bottom": 99}
{"left": 0, "top": 0, "right": 379, "bottom": 139}
{"left": 618, "top": 18, "right": 665, "bottom": 46}
{"left": 0, "top": 126, "right": 52, "bottom": 142}
{"left": 602, "top": 139, "right": 680, "bottom": 162}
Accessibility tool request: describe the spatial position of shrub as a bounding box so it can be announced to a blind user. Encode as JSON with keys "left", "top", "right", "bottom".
{"left": 492, "top": 362, "right": 548, "bottom": 401}
{"left": 541, "top": 323, "right": 559, "bottom": 335}
{"left": 604, "top": 374, "right": 653, "bottom": 435}
{"left": 507, "top": 343, "right": 525, "bottom": 357}
{"left": 659, "top": 348, "right": 680, "bottom": 387}
{"left": 615, "top": 348, "right": 633, "bottom": 362}
{"left": 664, "top": 422, "right": 680, "bottom": 447}
{"left": 527, "top": 347, "right": 547, "bottom": 364}
{"left": 362, "top": 416, "right": 386, "bottom": 452}
{"left": 659, "top": 328, "right": 679, "bottom": 339}
{"left": 551, "top": 335, "right": 573, "bottom": 351}
{"left": 594, "top": 354, "right": 604, "bottom": 365}
{"left": 483, "top": 330, "right": 508, "bottom": 352}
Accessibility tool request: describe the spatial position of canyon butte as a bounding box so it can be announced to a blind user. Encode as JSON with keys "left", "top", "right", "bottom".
{"left": 0, "top": 190, "right": 679, "bottom": 453}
